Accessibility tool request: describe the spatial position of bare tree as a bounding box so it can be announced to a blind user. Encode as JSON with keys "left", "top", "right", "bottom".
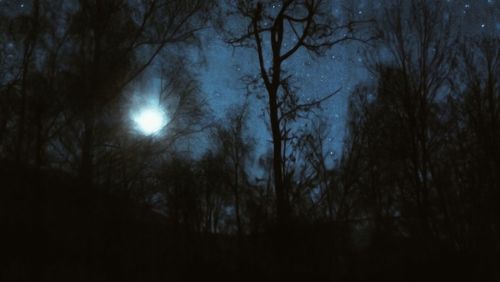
{"left": 448, "top": 35, "right": 500, "bottom": 251}
{"left": 212, "top": 102, "right": 254, "bottom": 238}
{"left": 364, "top": 0, "right": 458, "bottom": 239}
{"left": 57, "top": 0, "right": 212, "bottom": 185}
{"left": 0, "top": 0, "right": 43, "bottom": 162}
{"left": 224, "top": 0, "right": 374, "bottom": 226}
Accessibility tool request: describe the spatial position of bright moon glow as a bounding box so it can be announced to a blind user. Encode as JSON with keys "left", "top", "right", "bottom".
{"left": 133, "top": 106, "right": 167, "bottom": 135}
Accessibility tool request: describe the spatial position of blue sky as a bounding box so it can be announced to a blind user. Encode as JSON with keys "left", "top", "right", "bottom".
{"left": 194, "top": 0, "right": 499, "bottom": 160}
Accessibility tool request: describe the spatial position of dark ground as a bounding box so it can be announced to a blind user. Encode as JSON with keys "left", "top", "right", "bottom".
{"left": 1, "top": 162, "right": 497, "bottom": 282}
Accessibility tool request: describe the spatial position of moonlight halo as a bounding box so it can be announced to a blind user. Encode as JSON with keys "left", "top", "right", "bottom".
{"left": 133, "top": 105, "right": 167, "bottom": 135}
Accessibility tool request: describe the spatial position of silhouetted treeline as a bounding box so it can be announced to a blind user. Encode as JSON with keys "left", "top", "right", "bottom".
{"left": 1, "top": 0, "right": 499, "bottom": 281}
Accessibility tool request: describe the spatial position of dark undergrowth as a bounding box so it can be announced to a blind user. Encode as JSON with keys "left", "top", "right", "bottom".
{"left": 1, "top": 162, "right": 498, "bottom": 282}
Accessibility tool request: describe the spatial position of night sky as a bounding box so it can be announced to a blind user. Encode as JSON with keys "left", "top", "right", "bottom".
{"left": 198, "top": 0, "right": 499, "bottom": 156}
{"left": 3, "top": 0, "right": 500, "bottom": 157}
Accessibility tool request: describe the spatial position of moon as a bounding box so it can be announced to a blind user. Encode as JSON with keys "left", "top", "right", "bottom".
{"left": 133, "top": 106, "right": 167, "bottom": 135}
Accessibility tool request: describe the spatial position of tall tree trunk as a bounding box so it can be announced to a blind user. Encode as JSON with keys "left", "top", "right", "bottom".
{"left": 80, "top": 116, "right": 94, "bottom": 186}
{"left": 15, "top": 62, "right": 29, "bottom": 162}
{"left": 15, "top": 0, "right": 39, "bottom": 163}
{"left": 233, "top": 162, "right": 242, "bottom": 240}
{"left": 269, "top": 86, "right": 289, "bottom": 226}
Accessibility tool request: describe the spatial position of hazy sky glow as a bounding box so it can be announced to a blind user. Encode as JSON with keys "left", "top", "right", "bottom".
{"left": 197, "top": 0, "right": 500, "bottom": 157}
{"left": 3, "top": 0, "right": 499, "bottom": 157}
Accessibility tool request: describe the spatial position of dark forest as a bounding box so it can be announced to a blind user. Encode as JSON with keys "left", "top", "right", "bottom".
{"left": 1, "top": 0, "right": 499, "bottom": 281}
